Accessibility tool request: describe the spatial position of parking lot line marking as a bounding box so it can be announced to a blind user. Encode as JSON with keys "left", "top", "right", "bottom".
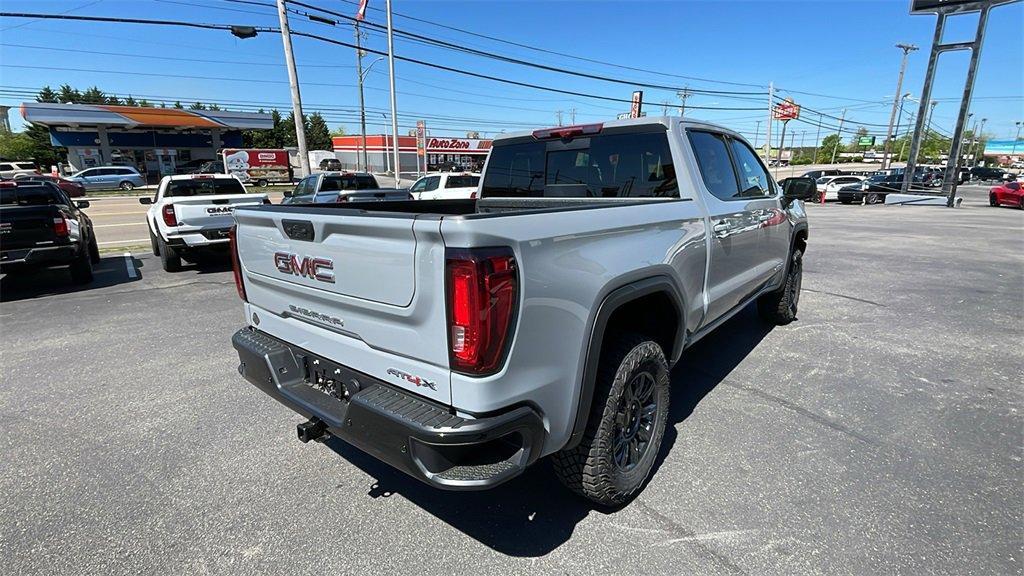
{"left": 99, "top": 239, "right": 147, "bottom": 246}
{"left": 94, "top": 222, "right": 147, "bottom": 228}
{"left": 124, "top": 252, "right": 137, "bottom": 279}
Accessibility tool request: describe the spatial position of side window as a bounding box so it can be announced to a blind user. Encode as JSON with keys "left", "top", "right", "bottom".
{"left": 409, "top": 178, "right": 429, "bottom": 193}
{"left": 356, "top": 176, "right": 377, "bottom": 189}
{"left": 97, "top": 168, "right": 115, "bottom": 176}
{"left": 423, "top": 176, "right": 441, "bottom": 191}
{"left": 688, "top": 131, "right": 740, "bottom": 201}
{"left": 0, "top": 163, "right": 12, "bottom": 171}
{"left": 728, "top": 138, "right": 772, "bottom": 197}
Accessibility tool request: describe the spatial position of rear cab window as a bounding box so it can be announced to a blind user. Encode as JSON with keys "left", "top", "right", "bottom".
{"left": 165, "top": 178, "right": 246, "bottom": 197}
{"left": 0, "top": 185, "right": 66, "bottom": 206}
{"left": 446, "top": 175, "right": 480, "bottom": 188}
{"left": 481, "top": 129, "right": 677, "bottom": 198}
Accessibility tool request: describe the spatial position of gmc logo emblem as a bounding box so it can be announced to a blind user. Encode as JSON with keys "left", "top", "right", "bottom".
{"left": 207, "top": 206, "right": 234, "bottom": 214}
{"left": 274, "top": 252, "right": 335, "bottom": 283}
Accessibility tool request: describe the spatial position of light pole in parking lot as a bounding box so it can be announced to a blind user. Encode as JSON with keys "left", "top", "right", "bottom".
{"left": 385, "top": 0, "right": 401, "bottom": 187}
{"left": 882, "top": 44, "right": 918, "bottom": 170}
{"left": 972, "top": 117, "right": 987, "bottom": 167}
{"left": 1014, "top": 121, "right": 1022, "bottom": 156}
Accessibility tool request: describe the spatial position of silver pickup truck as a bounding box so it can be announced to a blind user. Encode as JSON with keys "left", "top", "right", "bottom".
{"left": 229, "top": 117, "right": 814, "bottom": 506}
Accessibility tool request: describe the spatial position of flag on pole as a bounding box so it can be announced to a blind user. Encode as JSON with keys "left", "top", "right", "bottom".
{"left": 355, "top": 0, "right": 369, "bottom": 21}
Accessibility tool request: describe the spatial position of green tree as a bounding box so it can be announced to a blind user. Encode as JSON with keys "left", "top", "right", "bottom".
{"left": 189, "top": 102, "right": 208, "bottom": 110}
{"left": 37, "top": 86, "right": 58, "bottom": 103}
{"left": 57, "top": 84, "right": 80, "bottom": 103}
{"left": 208, "top": 103, "right": 221, "bottom": 111}
{"left": 0, "top": 132, "right": 37, "bottom": 160}
{"left": 124, "top": 95, "right": 138, "bottom": 107}
{"left": 138, "top": 99, "right": 153, "bottom": 107}
{"left": 330, "top": 125, "right": 346, "bottom": 137}
{"left": 80, "top": 86, "right": 107, "bottom": 104}
{"left": 243, "top": 109, "right": 284, "bottom": 148}
{"left": 819, "top": 134, "right": 842, "bottom": 163}
{"left": 306, "top": 112, "right": 332, "bottom": 150}
{"left": 172, "top": 101, "right": 184, "bottom": 109}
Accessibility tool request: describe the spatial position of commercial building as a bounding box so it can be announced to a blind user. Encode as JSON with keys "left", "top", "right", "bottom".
{"left": 332, "top": 134, "right": 492, "bottom": 173}
{"left": 20, "top": 102, "right": 273, "bottom": 183}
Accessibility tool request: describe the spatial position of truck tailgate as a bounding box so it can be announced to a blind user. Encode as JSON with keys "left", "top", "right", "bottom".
{"left": 171, "top": 194, "right": 267, "bottom": 229}
{"left": 233, "top": 206, "right": 452, "bottom": 404}
{"left": 0, "top": 206, "right": 62, "bottom": 250}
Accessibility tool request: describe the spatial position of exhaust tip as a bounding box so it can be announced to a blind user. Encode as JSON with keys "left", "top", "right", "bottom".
{"left": 296, "top": 418, "right": 327, "bottom": 443}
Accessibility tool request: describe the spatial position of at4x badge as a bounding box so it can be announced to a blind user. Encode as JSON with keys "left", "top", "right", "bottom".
{"left": 386, "top": 368, "right": 437, "bottom": 391}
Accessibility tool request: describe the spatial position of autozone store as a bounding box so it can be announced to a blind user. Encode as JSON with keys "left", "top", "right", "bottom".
{"left": 19, "top": 102, "right": 273, "bottom": 184}
{"left": 331, "top": 135, "right": 492, "bottom": 173}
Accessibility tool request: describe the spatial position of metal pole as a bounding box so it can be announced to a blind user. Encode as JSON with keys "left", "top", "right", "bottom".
{"left": 384, "top": 0, "right": 400, "bottom": 187}
{"left": 677, "top": 87, "right": 690, "bottom": 117}
{"left": 776, "top": 120, "right": 788, "bottom": 168}
{"left": 882, "top": 44, "right": 918, "bottom": 170}
{"left": 753, "top": 120, "right": 761, "bottom": 150}
{"left": 830, "top": 109, "right": 846, "bottom": 165}
{"left": 1013, "top": 121, "right": 1021, "bottom": 155}
{"left": 765, "top": 82, "right": 774, "bottom": 162}
{"left": 903, "top": 14, "right": 944, "bottom": 195}
{"left": 944, "top": 6, "right": 990, "bottom": 207}
{"left": 813, "top": 113, "right": 822, "bottom": 164}
{"left": 276, "top": 0, "right": 310, "bottom": 178}
{"left": 893, "top": 94, "right": 907, "bottom": 165}
{"left": 974, "top": 117, "right": 987, "bottom": 167}
{"left": 789, "top": 131, "right": 796, "bottom": 177}
{"left": 355, "top": 23, "right": 368, "bottom": 173}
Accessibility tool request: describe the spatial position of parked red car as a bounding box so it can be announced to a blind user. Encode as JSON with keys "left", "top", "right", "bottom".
{"left": 14, "top": 174, "right": 86, "bottom": 198}
{"left": 989, "top": 181, "right": 1023, "bottom": 209}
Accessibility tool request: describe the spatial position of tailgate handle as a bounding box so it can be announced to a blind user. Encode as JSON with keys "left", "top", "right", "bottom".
{"left": 282, "top": 219, "right": 315, "bottom": 242}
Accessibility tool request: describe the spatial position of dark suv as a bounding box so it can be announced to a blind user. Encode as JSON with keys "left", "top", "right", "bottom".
{"left": 970, "top": 166, "right": 1008, "bottom": 181}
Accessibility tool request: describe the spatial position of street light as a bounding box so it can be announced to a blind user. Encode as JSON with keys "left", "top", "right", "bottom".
{"left": 355, "top": 53, "right": 384, "bottom": 172}
{"left": 882, "top": 43, "right": 918, "bottom": 169}
{"left": 973, "top": 117, "right": 987, "bottom": 167}
{"left": 1013, "top": 121, "right": 1022, "bottom": 156}
{"left": 893, "top": 93, "right": 914, "bottom": 163}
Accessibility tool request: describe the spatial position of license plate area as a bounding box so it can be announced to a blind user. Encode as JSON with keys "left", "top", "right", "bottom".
{"left": 299, "top": 352, "right": 365, "bottom": 403}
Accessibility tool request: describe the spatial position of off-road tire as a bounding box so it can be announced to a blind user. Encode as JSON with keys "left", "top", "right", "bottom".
{"left": 69, "top": 247, "right": 94, "bottom": 284}
{"left": 88, "top": 235, "right": 100, "bottom": 264}
{"left": 758, "top": 249, "right": 802, "bottom": 325}
{"left": 552, "top": 333, "right": 670, "bottom": 507}
{"left": 150, "top": 227, "right": 160, "bottom": 256}
{"left": 159, "top": 237, "right": 182, "bottom": 272}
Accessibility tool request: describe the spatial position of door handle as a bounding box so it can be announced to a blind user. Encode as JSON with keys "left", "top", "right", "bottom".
{"left": 712, "top": 221, "right": 730, "bottom": 237}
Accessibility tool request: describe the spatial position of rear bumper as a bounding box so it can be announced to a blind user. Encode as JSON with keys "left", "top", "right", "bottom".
{"left": 0, "top": 244, "right": 78, "bottom": 270}
{"left": 231, "top": 327, "right": 546, "bottom": 490}
{"left": 164, "top": 227, "right": 231, "bottom": 248}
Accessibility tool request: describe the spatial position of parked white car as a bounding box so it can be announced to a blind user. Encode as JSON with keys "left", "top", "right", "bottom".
{"left": 0, "top": 161, "right": 39, "bottom": 179}
{"left": 140, "top": 174, "right": 267, "bottom": 272}
{"left": 816, "top": 175, "right": 864, "bottom": 201}
{"left": 408, "top": 172, "right": 481, "bottom": 200}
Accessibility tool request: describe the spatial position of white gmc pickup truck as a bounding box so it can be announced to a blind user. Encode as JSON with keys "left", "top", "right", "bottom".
{"left": 141, "top": 174, "right": 268, "bottom": 272}
{"left": 229, "top": 117, "right": 815, "bottom": 506}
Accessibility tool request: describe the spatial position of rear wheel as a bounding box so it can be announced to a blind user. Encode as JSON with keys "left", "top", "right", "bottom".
{"left": 119, "top": 181, "right": 135, "bottom": 191}
{"left": 88, "top": 235, "right": 100, "bottom": 264}
{"left": 758, "top": 249, "right": 803, "bottom": 325}
{"left": 256, "top": 179, "right": 269, "bottom": 188}
{"left": 69, "top": 246, "right": 94, "bottom": 284}
{"left": 149, "top": 227, "right": 160, "bottom": 256}
{"left": 864, "top": 193, "right": 880, "bottom": 205}
{"left": 552, "top": 333, "right": 670, "bottom": 507}
{"left": 158, "top": 237, "right": 182, "bottom": 272}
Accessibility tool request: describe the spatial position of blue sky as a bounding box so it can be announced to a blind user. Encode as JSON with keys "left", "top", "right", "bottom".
{"left": 1, "top": 0, "right": 1022, "bottom": 148}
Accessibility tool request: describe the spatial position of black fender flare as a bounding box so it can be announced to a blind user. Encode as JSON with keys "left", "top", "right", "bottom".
{"left": 564, "top": 276, "right": 686, "bottom": 451}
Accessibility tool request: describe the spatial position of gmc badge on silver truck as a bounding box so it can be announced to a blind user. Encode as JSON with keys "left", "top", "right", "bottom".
{"left": 206, "top": 206, "right": 235, "bottom": 214}
{"left": 274, "top": 252, "right": 335, "bottom": 283}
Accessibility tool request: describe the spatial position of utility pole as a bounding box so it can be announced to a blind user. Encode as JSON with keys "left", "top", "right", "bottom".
{"left": 789, "top": 131, "right": 796, "bottom": 176}
{"left": 384, "top": 0, "right": 400, "bottom": 187}
{"left": 893, "top": 93, "right": 911, "bottom": 165}
{"left": 354, "top": 23, "right": 368, "bottom": 172}
{"left": 555, "top": 110, "right": 563, "bottom": 126}
{"left": 276, "top": 0, "right": 310, "bottom": 178}
{"left": 812, "top": 113, "right": 822, "bottom": 164}
{"left": 967, "top": 116, "right": 978, "bottom": 166}
{"left": 662, "top": 101, "right": 670, "bottom": 116}
{"left": 882, "top": 43, "right": 918, "bottom": 170}
{"left": 753, "top": 120, "right": 762, "bottom": 150}
{"left": 677, "top": 87, "right": 690, "bottom": 117}
{"left": 831, "top": 108, "right": 846, "bottom": 165}
{"left": 765, "top": 82, "right": 774, "bottom": 162}
{"left": 1013, "top": 121, "right": 1022, "bottom": 156}
{"left": 974, "top": 117, "right": 987, "bottom": 167}
{"left": 570, "top": 108, "right": 576, "bottom": 124}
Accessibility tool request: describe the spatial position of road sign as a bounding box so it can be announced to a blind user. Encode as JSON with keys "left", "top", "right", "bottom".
{"left": 910, "top": 0, "right": 1017, "bottom": 15}
{"left": 772, "top": 98, "right": 801, "bottom": 121}
{"left": 415, "top": 120, "right": 426, "bottom": 157}
{"left": 629, "top": 91, "right": 643, "bottom": 119}
{"left": 858, "top": 136, "right": 876, "bottom": 146}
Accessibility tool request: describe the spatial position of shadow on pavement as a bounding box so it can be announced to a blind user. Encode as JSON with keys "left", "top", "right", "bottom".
{"left": 323, "top": 304, "right": 774, "bottom": 557}
{"left": 0, "top": 255, "right": 144, "bottom": 302}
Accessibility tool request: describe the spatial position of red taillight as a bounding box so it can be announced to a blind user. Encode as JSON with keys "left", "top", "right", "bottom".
{"left": 162, "top": 205, "right": 177, "bottom": 227}
{"left": 229, "top": 225, "right": 247, "bottom": 302}
{"left": 446, "top": 247, "right": 517, "bottom": 375}
{"left": 532, "top": 123, "right": 603, "bottom": 141}
{"left": 335, "top": 194, "right": 349, "bottom": 203}
{"left": 53, "top": 216, "right": 69, "bottom": 237}
{"left": 469, "top": 190, "right": 478, "bottom": 199}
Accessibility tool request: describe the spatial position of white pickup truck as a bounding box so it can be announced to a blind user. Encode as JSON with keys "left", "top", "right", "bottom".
{"left": 141, "top": 174, "right": 268, "bottom": 272}
{"left": 408, "top": 172, "right": 481, "bottom": 200}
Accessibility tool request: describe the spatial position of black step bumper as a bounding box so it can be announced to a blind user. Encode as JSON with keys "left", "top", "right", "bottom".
{"left": 0, "top": 244, "right": 78, "bottom": 270}
{"left": 231, "top": 327, "right": 546, "bottom": 490}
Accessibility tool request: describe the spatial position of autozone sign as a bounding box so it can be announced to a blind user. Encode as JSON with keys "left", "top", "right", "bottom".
{"left": 428, "top": 138, "right": 471, "bottom": 150}
{"left": 772, "top": 98, "right": 801, "bottom": 121}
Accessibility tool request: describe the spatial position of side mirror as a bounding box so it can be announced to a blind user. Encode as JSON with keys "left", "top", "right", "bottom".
{"left": 782, "top": 177, "right": 817, "bottom": 205}
{"left": 139, "top": 197, "right": 153, "bottom": 205}
{"left": 75, "top": 200, "right": 90, "bottom": 209}
{"left": 283, "top": 189, "right": 293, "bottom": 197}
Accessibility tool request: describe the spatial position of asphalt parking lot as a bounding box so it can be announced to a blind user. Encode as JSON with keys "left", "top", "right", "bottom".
{"left": 1, "top": 186, "right": 1021, "bottom": 575}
